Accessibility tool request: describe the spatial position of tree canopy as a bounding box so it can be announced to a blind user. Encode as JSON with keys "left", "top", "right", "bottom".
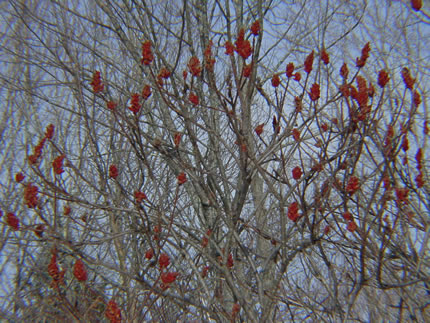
{"left": 0, "top": 0, "right": 429, "bottom": 322}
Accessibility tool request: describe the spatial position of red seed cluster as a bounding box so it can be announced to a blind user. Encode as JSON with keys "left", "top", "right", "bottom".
{"left": 250, "top": 20, "right": 260, "bottom": 36}
{"left": 159, "top": 253, "right": 170, "bottom": 269}
{"left": 287, "top": 202, "right": 300, "bottom": 222}
{"left": 158, "top": 67, "right": 171, "bottom": 79}
{"left": 271, "top": 74, "right": 280, "bottom": 88}
{"left": 188, "top": 56, "right": 202, "bottom": 77}
{"left": 416, "top": 148, "right": 423, "bottom": 170}
{"left": 411, "top": 0, "right": 422, "bottom": 11}
{"left": 304, "top": 50, "right": 314, "bottom": 74}
{"left": 52, "top": 154, "right": 66, "bottom": 175}
{"left": 395, "top": 187, "right": 409, "bottom": 204}
{"left": 134, "top": 191, "right": 147, "bottom": 203}
{"left": 286, "top": 63, "right": 294, "bottom": 78}
{"left": 292, "top": 128, "right": 300, "bottom": 141}
{"left": 161, "top": 271, "right": 179, "bottom": 285}
{"left": 177, "top": 172, "right": 187, "bottom": 185}
{"left": 292, "top": 166, "right": 302, "bottom": 180}
{"left": 105, "top": 299, "right": 122, "bottom": 323}
{"left": 204, "top": 40, "right": 216, "bottom": 71}
{"left": 141, "top": 40, "right": 154, "bottom": 65}
{"left": 227, "top": 253, "right": 234, "bottom": 268}
{"left": 225, "top": 41, "right": 235, "bottom": 56}
{"left": 413, "top": 90, "right": 421, "bottom": 107}
{"left": 401, "top": 67, "right": 415, "bottom": 90}
{"left": 383, "top": 125, "right": 395, "bottom": 157}
{"left": 142, "top": 85, "right": 152, "bottom": 100}
{"left": 145, "top": 249, "right": 154, "bottom": 260}
{"left": 128, "top": 93, "right": 141, "bottom": 114}
{"left": 415, "top": 148, "right": 425, "bottom": 188}
{"left": 355, "top": 76, "right": 369, "bottom": 108}
{"left": 73, "top": 259, "right": 88, "bottom": 282}
{"left": 255, "top": 124, "right": 264, "bottom": 136}
{"left": 6, "top": 213, "right": 19, "bottom": 231}
{"left": 45, "top": 124, "right": 55, "bottom": 139}
{"left": 321, "top": 49, "right": 329, "bottom": 65}
{"left": 340, "top": 63, "right": 349, "bottom": 79}
{"left": 232, "top": 303, "right": 241, "bottom": 319}
{"left": 64, "top": 205, "right": 71, "bottom": 216}
{"left": 24, "top": 183, "right": 39, "bottom": 208}
{"left": 377, "top": 70, "right": 390, "bottom": 88}
{"left": 28, "top": 137, "right": 47, "bottom": 165}
{"left": 201, "top": 229, "right": 212, "bottom": 248}
{"left": 107, "top": 101, "right": 117, "bottom": 110}
{"left": 15, "top": 172, "right": 25, "bottom": 183}
{"left": 416, "top": 173, "right": 424, "bottom": 188}
{"left": 338, "top": 84, "right": 349, "bottom": 98}
{"left": 189, "top": 92, "right": 199, "bottom": 105}
{"left": 109, "top": 165, "right": 119, "bottom": 179}
{"left": 48, "top": 251, "right": 65, "bottom": 289}
{"left": 346, "top": 176, "right": 360, "bottom": 195}
{"left": 90, "top": 71, "right": 104, "bottom": 93}
{"left": 243, "top": 64, "right": 252, "bottom": 78}
{"left": 356, "top": 42, "right": 371, "bottom": 68}
{"left": 347, "top": 221, "right": 357, "bottom": 233}
{"left": 235, "top": 29, "right": 252, "bottom": 60}
{"left": 201, "top": 265, "right": 210, "bottom": 278}
{"left": 174, "top": 133, "right": 181, "bottom": 147}
{"left": 309, "top": 83, "right": 320, "bottom": 101}
{"left": 342, "top": 211, "right": 353, "bottom": 221}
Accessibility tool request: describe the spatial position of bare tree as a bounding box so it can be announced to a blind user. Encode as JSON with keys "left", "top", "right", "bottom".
{"left": 0, "top": 0, "right": 429, "bottom": 322}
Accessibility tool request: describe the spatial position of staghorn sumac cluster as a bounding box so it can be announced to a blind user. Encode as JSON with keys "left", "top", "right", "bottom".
{"left": 287, "top": 202, "right": 300, "bottom": 222}
{"left": 177, "top": 172, "right": 187, "bottom": 185}
{"left": 356, "top": 42, "right": 371, "bottom": 68}
{"left": 48, "top": 250, "right": 65, "bottom": 289}
{"left": 28, "top": 124, "right": 55, "bottom": 165}
{"left": 6, "top": 213, "right": 19, "bottom": 231}
{"left": 141, "top": 84, "right": 151, "bottom": 100}
{"left": 188, "top": 56, "right": 202, "bottom": 77}
{"left": 189, "top": 92, "right": 199, "bottom": 105}
{"left": 52, "top": 154, "right": 66, "bottom": 175}
{"left": 304, "top": 50, "right": 314, "bottom": 74}
{"left": 320, "top": 48, "right": 329, "bottom": 65}
{"left": 15, "top": 172, "right": 25, "bottom": 182}
{"left": 141, "top": 40, "right": 154, "bottom": 65}
{"left": 411, "top": 0, "right": 422, "bottom": 11}
{"left": 73, "top": 259, "right": 88, "bottom": 282}
{"left": 292, "top": 167, "right": 302, "bottom": 180}
{"left": 346, "top": 176, "right": 360, "bottom": 195}
{"left": 204, "top": 41, "right": 216, "bottom": 71}
{"left": 415, "top": 148, "right": 425, "bottom": 188}
{"left": 128, "top": 93, "right": 141, "bottom": 114}
{"left": 105, "top": 299, "right": 122, "bottom": 323}
{"left": 109, "top": 164, "right": 119, "bottom": 179}
{"left": 90, "top": 71, "right": 104, "bottom": 93}
{"left": 234, "top": 29, "right": 252, "bottom": 59}
{"left": 134, "top": 191, "right": 147, "bottom": 203}
{"left": 255, "top": 124, "right": 264, "bottom": 136}
{"left": 24, "top": 183, "right": 39, "bottom": 209}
